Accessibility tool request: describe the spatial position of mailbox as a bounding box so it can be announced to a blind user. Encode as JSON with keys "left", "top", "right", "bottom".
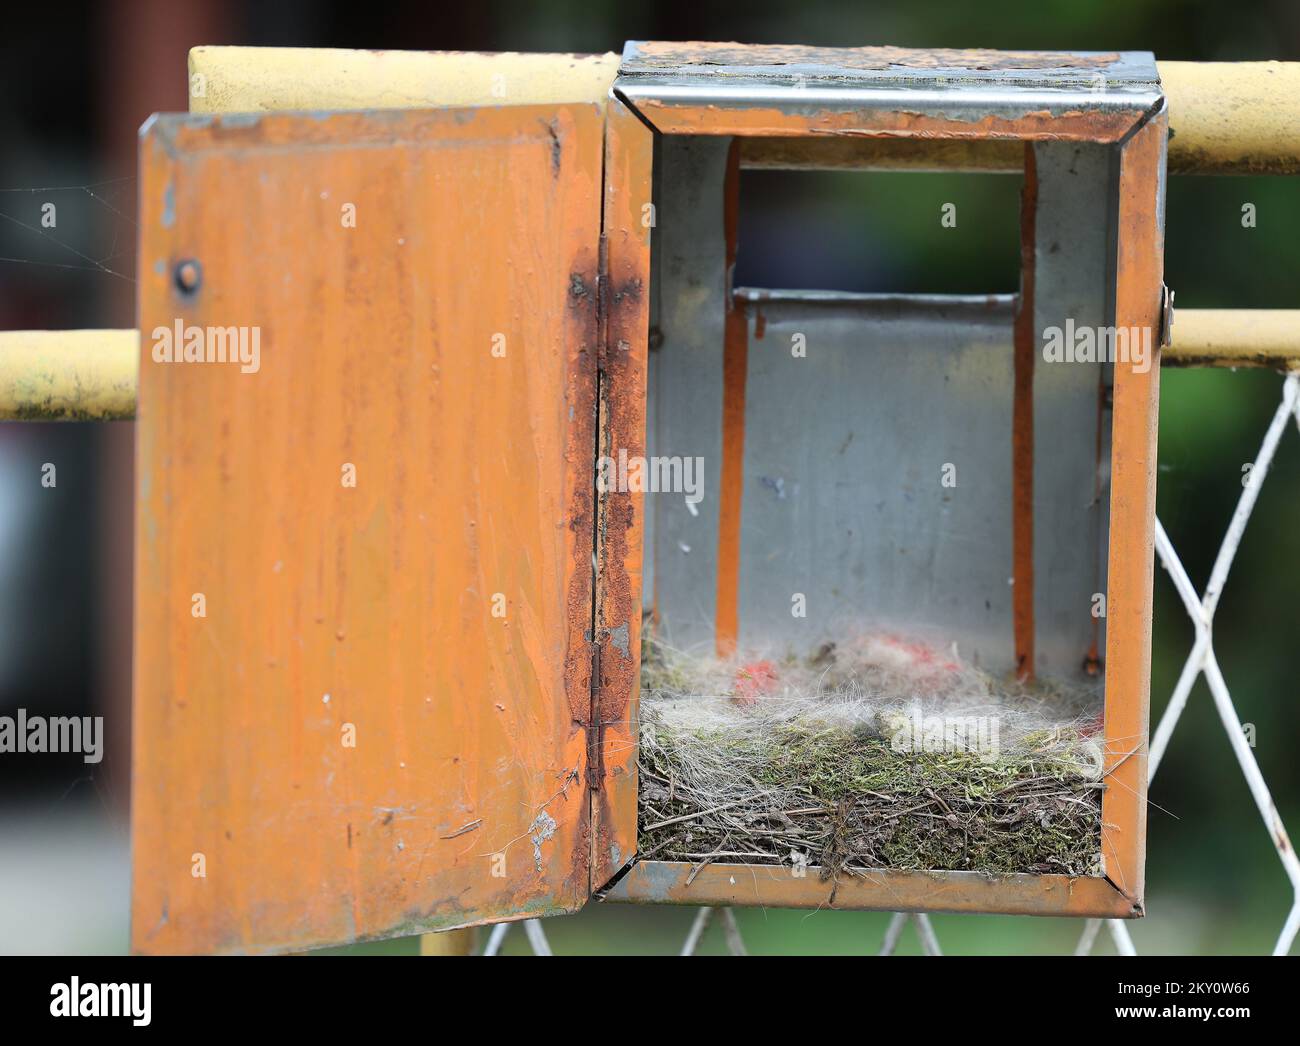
{"left": 131, "top": 43, "right": 1165, "bottom": 953}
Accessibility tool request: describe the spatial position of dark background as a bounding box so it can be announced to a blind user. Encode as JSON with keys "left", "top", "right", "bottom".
{"left": 0, "top": 0, "right": 1297, "bottom": 954}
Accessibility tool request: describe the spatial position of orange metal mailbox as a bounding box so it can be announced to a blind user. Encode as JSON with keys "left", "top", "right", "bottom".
{"left": 132, "top": 43, "right": 1166, "bottom": 953}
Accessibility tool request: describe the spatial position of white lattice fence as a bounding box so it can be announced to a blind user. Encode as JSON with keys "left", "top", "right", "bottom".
{"left": 485, "top": 374, "right": 1300, "bottom": 957}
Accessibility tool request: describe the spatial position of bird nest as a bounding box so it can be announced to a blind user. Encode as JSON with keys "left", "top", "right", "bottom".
{"left": 637, "top": 631, "right": 1105, "bottom": 881}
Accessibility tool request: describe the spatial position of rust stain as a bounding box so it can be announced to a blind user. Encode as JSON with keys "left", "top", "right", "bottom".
{"left": 1273, "top": 812, "right": 1294, "bottom": 857}
{"left": 715, "top": 140, "right": 747, "bottom": 658}
{"left": 627, "top": 41, "right": 1123, "bottom": 74}
{"left": 589, "top": 97, "right": 654, "bottom": 891}
{"left": 740, "top": 135, "right": 1023, "bottom": 173}
{"left": 1012, "top": 143, "right": 1037, "bottom": 683}
{"left": 132, "top": 104, "right": 605, "bottom": 954}
{"left": 632, "top": 99, "right": 1146, "bottom": 145}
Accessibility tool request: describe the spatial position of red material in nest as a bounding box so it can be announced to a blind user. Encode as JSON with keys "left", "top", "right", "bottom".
{"left": 731, "top": 660, "right": 778, "bottom": 706}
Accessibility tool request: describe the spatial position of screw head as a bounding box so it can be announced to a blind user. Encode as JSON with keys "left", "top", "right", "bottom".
{"left": 175, "top": 259, "right": 202, "bottom": 293}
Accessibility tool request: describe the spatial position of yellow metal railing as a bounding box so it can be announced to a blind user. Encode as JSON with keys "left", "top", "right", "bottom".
{"left": 0, "top": 329, "right": 137, "bottom": 421}
{"left": 2, "top": 55, "right": 1297, "bottom": 422}
{"left": 3, "top": 310, "right": 1294, "bottom": 422}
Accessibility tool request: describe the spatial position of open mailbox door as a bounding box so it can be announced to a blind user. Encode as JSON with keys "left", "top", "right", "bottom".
{"left": 132, "top": 104, "right": 606, "bottom": 953}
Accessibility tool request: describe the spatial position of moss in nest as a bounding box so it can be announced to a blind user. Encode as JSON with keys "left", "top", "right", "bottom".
{"left": 636, "top": 632, "right": 1104, "bottom": 879}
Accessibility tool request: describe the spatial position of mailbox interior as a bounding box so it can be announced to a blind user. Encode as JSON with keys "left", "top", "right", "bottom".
{"left": 599, "top": 43, "right": 1166, "bottom": 917}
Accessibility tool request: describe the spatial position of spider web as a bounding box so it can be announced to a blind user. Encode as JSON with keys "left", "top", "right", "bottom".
{"left": 0, "top": 177, "right": 136, "bottom": 283}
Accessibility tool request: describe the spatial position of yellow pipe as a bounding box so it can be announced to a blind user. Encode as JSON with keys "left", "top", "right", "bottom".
{"left": 1, "top": 55, "right": 1296, "bottom": 423}
{"left": 2, "top": 311, "right": 1292, "bottom": 423}
{"left": 0, "top": 329, "right": 138, "bottom": 420}
{"left": 1165, "top": 309, "right": 1300, "bottom": 369}
{"left": 419, "top": 928, "right": 476, "bottom": 955}
{"left": 1162, "top": 62, "right": 1300, "bottom": 175}
{"left": 188, "top": 46, "right": 621, "bottom": 113}
{"left": 187, "top": 49, "right": 1300, "bottom": 175}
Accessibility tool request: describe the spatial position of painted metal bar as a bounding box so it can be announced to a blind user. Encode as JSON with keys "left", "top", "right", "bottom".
{"left": 1161, "top": 61, "right": 1300, "bottom": 175}
{"left": 0, "top": 329, "right": 137, "bottom": 421}
{"left": 714, "top": 140, "right": 746, "bottom": 656}
{"left": 3, "top": 310, "right": 1294, "bottom": 422}
{"left": 1097, "top": 108, "right": 1167, "bottom": 910}
{"left": 194, "top": 47, "right": 1300, "bottom": 173}
{"left": 1163, "top": 309, "right": 1300, "bottom": 369}
{"left": 188, "top": 46, "right": 621, "bottom": 112}
{"left": 418, "top": 928, "right": 475, "bottom": 955}
{"left": 193, "top": 40, "right": 1300, "bottom": 172}
{"left": 149, "top": 48, "right": 1300, "bottom": 178}
{"left": 1012, "top": 142, "right": 1037, "bottom": 681}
